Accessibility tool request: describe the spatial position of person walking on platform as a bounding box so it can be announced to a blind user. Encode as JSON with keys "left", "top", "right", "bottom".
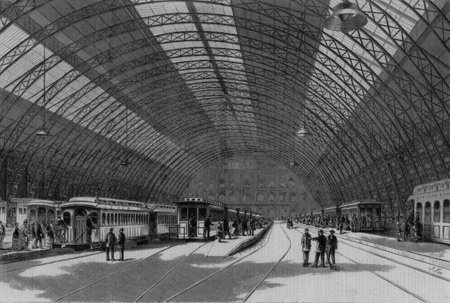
{"left": 250, "top": 218, "right": 256, "bottom": 236}
{"left": 326, "top": 230, "right": 338, "bottom": 269}
{"left": 311, "top": 230, "right": 326, "bottom": 267}
{"left": 242, "top": 216, "right": 248, "bottom": 236}
{"left": 118, "top": 228, "right": 126, "bottom": 261}
{"left": 20, "top": 220, "right": 30, "bottom": 250}
{"left": 301, "top": 228, "right": 312, "bottom": 266}
{"left": 203, "top": 215, "right": 212, "bottom": 241}
{"left": 0, "top": 221, "right": 5, "bottom": 249}
{"left": 105, "top": 228, "right": 117, "bottom": 261}
{"left": 34, "top": 222, "right": 44, "bottom": 249}
{"left": 223, "top": 216, "right": 232, "bottom": 239}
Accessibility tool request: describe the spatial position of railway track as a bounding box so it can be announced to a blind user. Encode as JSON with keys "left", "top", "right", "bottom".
{"left": 293, "top": 225, "right": 449, "bottom": 282}
{"left": 292, "top": 227, "right": 432, "bottom": 303}
{"left": 54, "top": 242, "right": 184, "bottom": 302}
{"left": 163, "top": 224, "right": 292, "bottom": 303}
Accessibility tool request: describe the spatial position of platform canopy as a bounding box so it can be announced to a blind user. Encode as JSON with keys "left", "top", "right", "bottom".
{"left": 0, "top": 0, "right": 448, "bottom": 208}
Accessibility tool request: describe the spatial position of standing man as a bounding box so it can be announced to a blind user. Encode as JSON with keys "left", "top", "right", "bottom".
{"left": 250, "top": 218, "right": 256, "bottom": 236}
{"left": 117, "top": 228, "right": 126, "bottom": 261}
{"left": 311, "top": 230, "right": 327, "bottom": 268}
{"left": 326, "top": 230, "right": 338, "bottom": 269}
{"left": 0, "top": 221, "right": 5, "bottom": 249}
{"left": 105, "top": 228, "right": 117, "bottom": 261}
{"left": 203, "top": 215, "right": 212, "bottom": 241}
{"left": 301, "top": 228, "right": 312, "bottom": 266}
{"left": 86, "top": 213, "right": 95, "bottom": 248}
{"left": 223, "top": 216, "right": 232, "bottom": 239}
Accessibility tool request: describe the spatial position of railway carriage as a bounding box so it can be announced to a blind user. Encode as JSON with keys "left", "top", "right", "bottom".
{"left": 58, "top": 197, "right": 153, "bottom": 246}
{"left": 27, "top": 199, "right": 58, "bottom": 224}
{"left": 150, "top": 203, "right": 177, "bottom": 235}
{"left": 0, "top": 199, "right": 6, "bottom": 224}
{"left": 175, "top": 198, "right": 226, "bottom": 239}
{"left": 409, "top": 178, "right": 450, "bottom": 244}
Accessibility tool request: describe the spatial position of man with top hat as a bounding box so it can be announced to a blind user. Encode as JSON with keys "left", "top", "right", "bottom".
{"left": 301, "top": 228, "right": 312, "bottom": 266}
{"left": 326, "top": 229, "right": 338, "bottom": 269}
{"left": 311, "top": 229, "right": 327, "bottom": 267}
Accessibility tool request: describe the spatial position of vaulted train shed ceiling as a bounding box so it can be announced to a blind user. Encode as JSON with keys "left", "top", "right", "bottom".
{"left": 0, "top": 0, "right": 448, "bottom": 208}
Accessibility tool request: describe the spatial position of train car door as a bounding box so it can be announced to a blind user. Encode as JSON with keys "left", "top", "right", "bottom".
{"left": 188, "top": 207, "right": 198, "bottom": 237}
{"left": 74, "top": 209, "right": 87, "bottom": 244}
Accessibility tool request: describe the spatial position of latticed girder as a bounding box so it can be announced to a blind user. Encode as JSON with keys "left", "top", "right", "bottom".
{"left": 0, "top": 0, "right": 448, "bottom": 209}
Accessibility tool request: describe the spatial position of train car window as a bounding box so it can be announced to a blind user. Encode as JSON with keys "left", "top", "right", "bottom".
{"left": 443, "top": 200, "right": 450, "bottom": 223}
{"left": 424, "top": 202, "right": 431, "bottom": 222}
{"left": 102, "top": 213, "right": 106, "bottom": 225}
{"left": 30, "top": 209, "right": 36, "bottom": 221}
{"left": 48, "top": 209, "right": 55, "bottom": 222}
{"left": 107, "top": 213, "right": 110, "bottom": 225}
{"left": 416, "top": 203, "right": 423, "bottom": 221}
{"left": 433, "top": 201, "right": 441, "bottom": 222}
{"left": 63, "top": 212, "right": 71, "bottom": 225}
{"left": 181, "top": 208, "right": 188, "bottom": 220}
{"left": 115, "top": 213, "right": 118, "bottom": 225}
{"left": 199, "top": 208, "right": 206, "bottom": 220}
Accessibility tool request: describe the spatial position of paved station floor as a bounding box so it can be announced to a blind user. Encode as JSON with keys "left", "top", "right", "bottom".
{"left": 0, "top": 222, "right": 448, "bottom": 303}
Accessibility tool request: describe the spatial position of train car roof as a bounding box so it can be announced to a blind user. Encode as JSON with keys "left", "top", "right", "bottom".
{"left": 28, "top": 199, "right": 56, "bottom": 207}
{"left": 64, "top": 197, "right": 149, "bottom": 211}
{"left": 177, "top": 197, "right": 224, "bottom": 208}
{"left": 148, "top": 203, "right": 177, "bottom": 213}
{"left": 410, "top": 178, "right": 450, "bottom": 196}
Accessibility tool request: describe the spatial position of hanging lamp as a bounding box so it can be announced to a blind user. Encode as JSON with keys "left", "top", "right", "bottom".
{"left": 121, "top": 102, "right": 131, "bottom": 166}
{"left": 324, "top": 0, "right": 368, "bottom": 33}
{"left": 297, "top": 100, "right": 312, "bottom": 138}
{"left": 36, "top": 47, "right": 50, "bottom": 137}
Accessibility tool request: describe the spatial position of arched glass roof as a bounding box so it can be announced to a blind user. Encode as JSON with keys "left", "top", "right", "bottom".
{"left": 0, "top": 0, "right": 448, "bottom": 207}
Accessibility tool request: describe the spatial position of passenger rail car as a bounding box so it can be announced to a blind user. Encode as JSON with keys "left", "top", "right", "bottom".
{"left": 175, "top": 198, "right": 262, "bottom": 239}
{"left": 58, "top": 197, "right": 153, "bottom": 246}
{"left": 0, "top": 199, "right": 6, "bottom": 224}
{"left": 311, "top": 200, "right": 383, "bottom": 232}
{"left": 150, "top": 203, "right": 177, "bottom": 235}
{"left": 27, "top": 199, "right": 58, "bottom": 224}
{"left": 409, "top": 178, "right": 450, "bottom": 244}
{"left": 175, "top": 198, "right": 226, "bottom": 239}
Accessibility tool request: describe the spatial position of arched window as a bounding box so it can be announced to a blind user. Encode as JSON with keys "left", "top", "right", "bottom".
{"left": 63, "top": 212, "right": 71, "bottom": 226}
{"left": 102, "top": 213, "right": 106, "bottom": 225}
{"left": 115, "top": 213, "right": 118, "bottom": 225}
{"left": 30, "top": 209, "right": 36, "bottom": 222}
{"left": 444, "top": 200, "right": 450, "bottom": 223}
{"left": 424, "top": 202, "right": 431, "bottom": 222}
{"left": 416, "top": 203, "right": 423, "bottom": 221}
{"left": 106, "top": 213, "right": 110, "bottom": 225}
{"left": 433, "top": 201, "right": 441, "bottom": 222}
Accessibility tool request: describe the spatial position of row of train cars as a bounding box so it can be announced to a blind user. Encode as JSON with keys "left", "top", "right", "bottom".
{"left": 0, "top": 196, "right": 263, "bottom": 248}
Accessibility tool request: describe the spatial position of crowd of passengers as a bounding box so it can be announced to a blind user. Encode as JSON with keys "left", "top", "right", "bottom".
{"left": 297, "top": 210, "right": 423, "bottom": 242}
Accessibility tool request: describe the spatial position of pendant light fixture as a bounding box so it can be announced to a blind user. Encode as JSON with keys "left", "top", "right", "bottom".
{"left": 297, "top": 100, "right": 312, "bottom": 138}
{"left": 121, "top": 103, "right": 131, "bottom": 166}
{"left": 324, "top": 0, "right": 368, "bottom": 33}
{"left": 36, "top": 46, "right": 50, "bottom": 137}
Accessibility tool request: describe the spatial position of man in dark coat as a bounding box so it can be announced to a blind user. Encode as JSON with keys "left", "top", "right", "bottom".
{"left": 311, "top": 229, "right": 327, "bottom": 267}
{"left": 301, "top": 228, "right": 312, "bottom": 266}
{"left": 223, "top": 216, "right": 232, "bottom": 239}
{"left": 105, "top": 228, "right": 117, "bottom": 261}
{"left": 203, "top": 215, "right": 212, "bottom": 241}
{"left": 326, "top": 230, "right": 338, "bottom": 268}
{"left": 117, "top": 228, "right": 126, "bottom": 261}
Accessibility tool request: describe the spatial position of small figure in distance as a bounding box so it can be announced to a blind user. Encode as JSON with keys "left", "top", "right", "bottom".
{"left": 118, "top": 228, "right": 126, "bottom": 261}
{"left": 301, "top": 228, "right": 312, "bottom": 267}
{"left": 326, "top": 230, "right": 338, "bottom": 269}
{"left": 222, "top": 216, "right": 232, "bottom": 240}
{"left": 203, "top": 215, "right": 212, "bottom": 241}
{"left": 105, "top": 228, "right": 117, "bottom": 261}
{"left": 311, "top": 229, "right": 327, "bottom": 268}
{"left": 217, "top": 222, "right": 224, "bottom": 242}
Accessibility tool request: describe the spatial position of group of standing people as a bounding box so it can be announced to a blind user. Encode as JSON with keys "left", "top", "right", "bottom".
{"left": 301, "top": 228, "right": 338, "bottom": 269}
{"left": 11, "top": 219, "right": 56, "bottom": 250}
{"left": 104, "top": 228, "right": 126, "bottom": 261}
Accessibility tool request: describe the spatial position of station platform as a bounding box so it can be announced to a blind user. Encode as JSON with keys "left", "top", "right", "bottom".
{"left": 0, "top": 222, "right": 447, "bottom": 303}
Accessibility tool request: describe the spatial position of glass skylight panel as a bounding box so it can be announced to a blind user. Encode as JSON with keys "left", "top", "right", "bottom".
{"left": 209, "top": 41, "right": 240, "bottom": 50}
{"left": 149, "top": 23, "right": 197, "bottom": 36}
{"left": 202, "top": 24, "right": 237, "bottom": 35}
{"left": 135, "top": 1, "right": 189, "bottom": 16}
